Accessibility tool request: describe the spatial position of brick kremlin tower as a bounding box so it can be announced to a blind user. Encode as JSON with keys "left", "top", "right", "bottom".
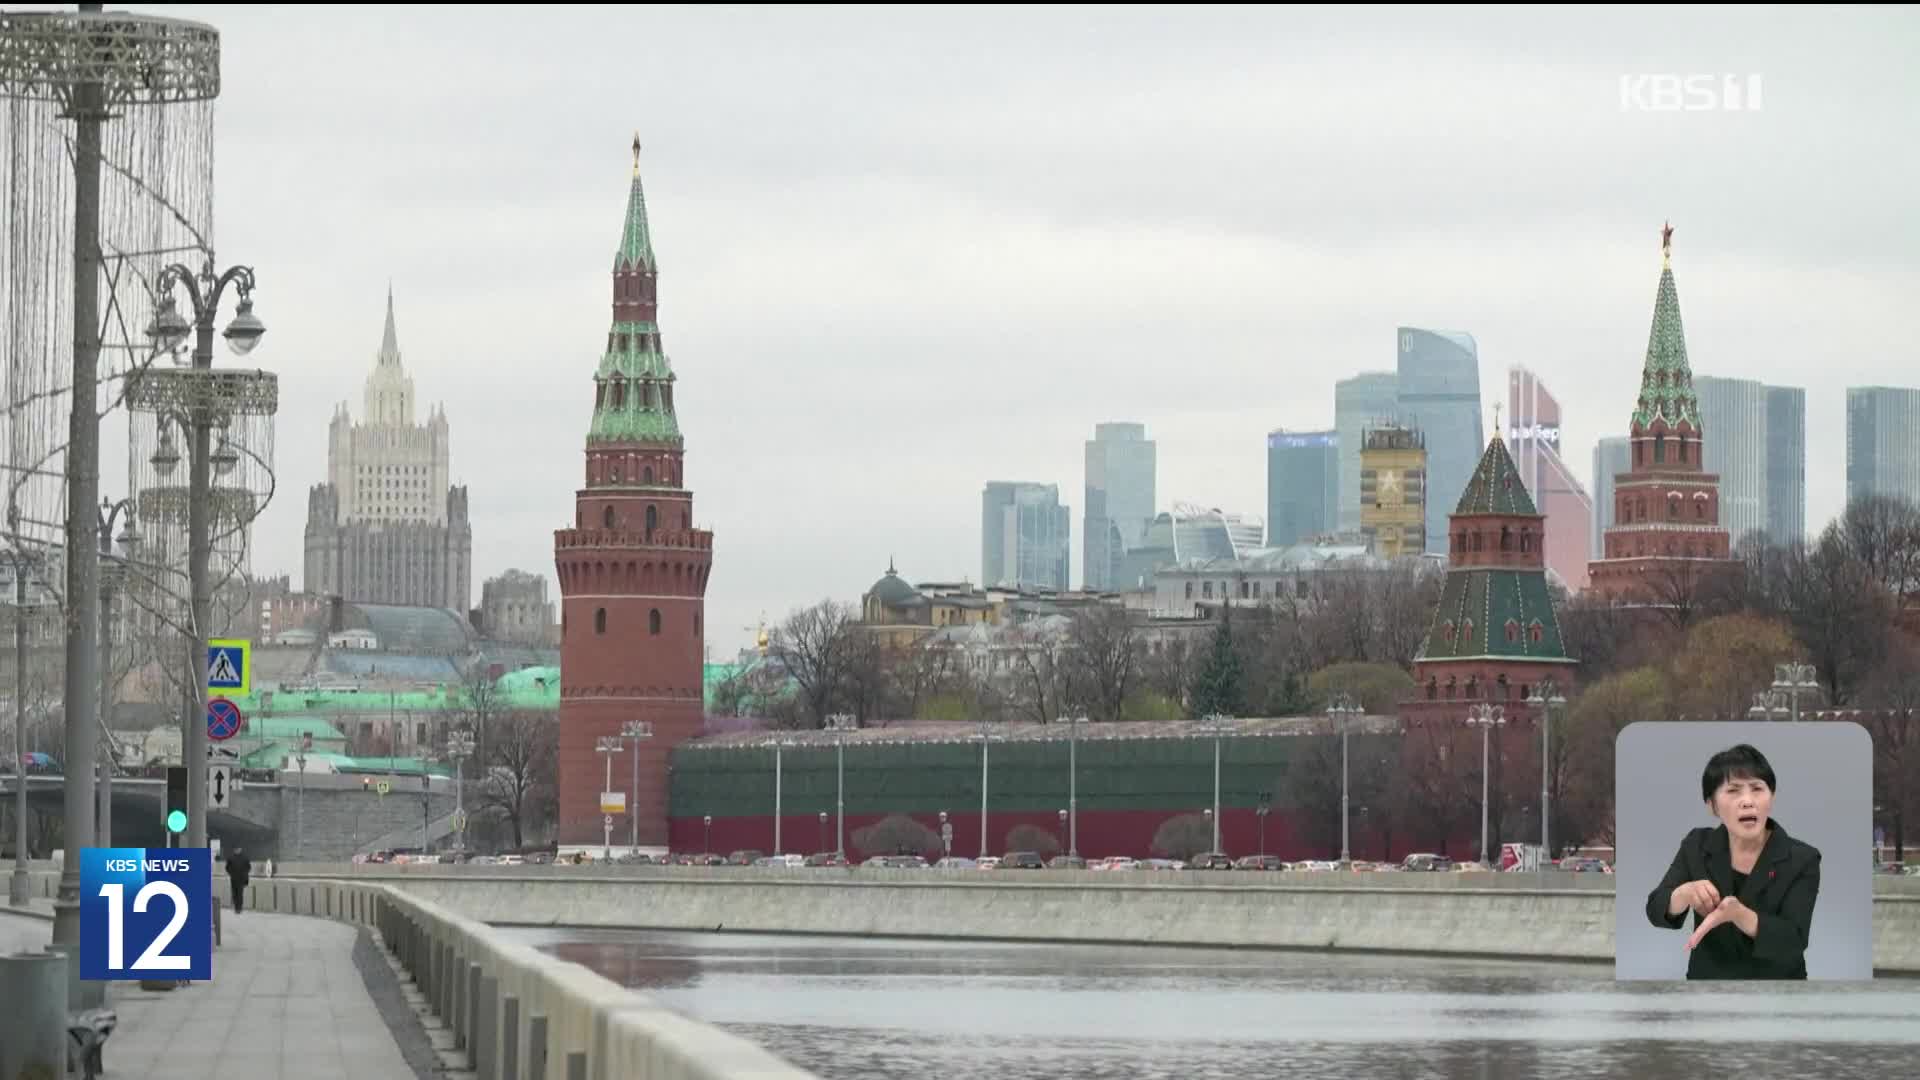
{"left": 553, "top": 137, "right": 713, "bottom": 847}
{"left": 1587, "top": 223, "right": 1735, "bottom": 600}
{"left": 1406, "top": 434, "right": 1579, "bottom": 722}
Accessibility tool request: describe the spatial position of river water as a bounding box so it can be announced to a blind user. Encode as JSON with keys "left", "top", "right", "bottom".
{"left": 506, "top": 928, "right": 1920, "bottom": 1080}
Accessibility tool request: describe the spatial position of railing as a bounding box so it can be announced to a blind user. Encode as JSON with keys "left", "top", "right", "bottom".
{"left": 246, "top": 876, "right": 819, "bottom": 1080}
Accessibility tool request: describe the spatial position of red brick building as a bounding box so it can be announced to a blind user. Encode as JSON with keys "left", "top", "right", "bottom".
{"left": 1405, "top": 435, "right": 1580, "bottom": 725}
{"left": 553, "top": 138, "right": 713, "bottom": 846}
{"left": 1587, "top": 225, "right": 1737, "bottom": 601}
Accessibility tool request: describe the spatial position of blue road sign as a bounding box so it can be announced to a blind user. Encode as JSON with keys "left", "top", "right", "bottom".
{"left": 81, "top": 847, "right": 212, "bottom": 981}
{"left": 207, "top": 639, "right": 250, "bottom": 694}
{"left": 206, "top": 696, "right": 243, "bottom": 742}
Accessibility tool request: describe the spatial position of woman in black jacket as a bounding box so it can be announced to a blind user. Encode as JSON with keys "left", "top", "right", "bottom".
{"left": 1645, "top": 743, "right": 1822, "bottom": 980}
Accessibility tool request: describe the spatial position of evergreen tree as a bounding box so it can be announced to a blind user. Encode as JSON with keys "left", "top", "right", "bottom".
{"left": 1189, "top": 614, "right": 1245, "bottom": 718}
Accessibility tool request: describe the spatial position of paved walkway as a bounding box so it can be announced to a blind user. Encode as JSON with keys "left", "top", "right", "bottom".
{"left": 1, "top": 907, "right": 415, "bottom": 1080}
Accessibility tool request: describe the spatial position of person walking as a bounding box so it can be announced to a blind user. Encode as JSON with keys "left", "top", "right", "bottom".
{"left": 226, "top": 846, "right": 253, "bottom": 914}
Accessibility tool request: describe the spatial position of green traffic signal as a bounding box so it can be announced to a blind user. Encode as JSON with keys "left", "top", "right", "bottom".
{"left": 166, "top": 809, "right": 188, "bottom": 834}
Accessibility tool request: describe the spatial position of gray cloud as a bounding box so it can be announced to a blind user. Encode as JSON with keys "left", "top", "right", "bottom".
{"left": 111, "top": 3, "right": 1920, "bottom": 656}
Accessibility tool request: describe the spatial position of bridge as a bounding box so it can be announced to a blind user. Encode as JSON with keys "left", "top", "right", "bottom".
{"left": 1, "top": 770, "right": 462, "bottom": 859}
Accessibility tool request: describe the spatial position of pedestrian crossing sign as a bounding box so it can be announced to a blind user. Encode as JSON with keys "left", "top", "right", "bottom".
{"left": 208, "top": 638, "right": 250, "bottom": 695}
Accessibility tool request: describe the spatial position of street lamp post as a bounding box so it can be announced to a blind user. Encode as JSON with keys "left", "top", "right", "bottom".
{"left": 446, "top": 729, "right": 474, "bottom": 853}
{"left": 971, "top": 719, "right": 1005, "bottom": 858}
{"left": 817, "top": 811, "right": 827, "bottom": 855}
{"left": 1198, "top": 713, "right": 1233, "bottom": 854}
{"left": 1057, "top": 808, "right": 1068, "bottom": 857}
{"left": 1749, "top": 663, "right": 1821, "bottom": 723}
{"left": 1256, "top": 792, "right": 1271, "bottom": 857}
{"left": 1466, "top": 704, "right": 1507, "bottom": 867}
{"left": 1064, "top": 715, "right": 1086, "bottom": 857}
{"left": 702, "top": 814, "right": 712, "bottom": 856}
{"left": 1326, "top": 695, "right": 1363, "bottom": 865}
{"left": 146, "top": 257, "right": 268, "bottom": 862}
{"left": 766, "top": 737, "right": 797, "bottom": 855}
{"left": 295, "top": 733, "right": 310, "bottom": 859}
{"left": 622, "top": 720, "right": 653, "bottom": 851}
{"left": 939, "top": 810, "right": 950, "bottom": 857}
{"left": 1524, "top": 681, "right": 1567, "bottom": 859}
{"left": 95, "top": 497, "right": 140, "bottom": 848}
{"left": 595, "top": 736, "right": 623, "bottom": 861}
{"left": 826, "top": 713, "right": 856, "bottom": 857}
{"left": 6, "top": 519, "right": 37, "bottom": 908}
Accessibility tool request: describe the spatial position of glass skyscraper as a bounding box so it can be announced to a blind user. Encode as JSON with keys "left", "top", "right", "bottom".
{"left": 1396, "top": 328, "right": 1483, "bottom": 555}
{"left": 1334, "top": 372, "right": 1400, "bottom": 533}
{"left": 1695, "top": 375, "right": 1770, "bottom": 548}
{"left": 1266, "top": 430, "right": 1339, "bottom": 547}
{"left": 1083, "top": 422, "right": 1157, "bottom": 590}
{"left": 1591, "top": 436, "right": 1631, "bottom": 555}
{"left": 982, "top": 482, "right": 1071, "bottom": 590}
{"left": 1766, "top": 386, "right": 1805, "bottom": 545}
{"left": 1847, "top": 386, "right": 1920, "bottom": 507}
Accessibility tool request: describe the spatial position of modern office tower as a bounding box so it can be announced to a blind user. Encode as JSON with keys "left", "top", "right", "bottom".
{"left": 1508, "top": 366, "right": 1595, "bottom": 590}
{"left": 1847, "top": 386, "right": 1920, "bottom": 506}
{"left": 1396, "top": 329, "right": 1483, "bottom": 556}
{"left": 983, "top": 482, "right": 1071, "bottom": 590}
{"left": 1765, "top": 386, "right": 1805, "bottom": 545}
{"left": 1695, "top": 375, "right": 1769, "bottom": 548}
{"left": 1592, "top": 436, "right": 1632, "bottom": 555}
{"left": 1266, "top": 429, "right": 1339, "bottom": 547}
{"left": 1083, "top": 422, "right": 1156, "bottom": 590}
{"left": 1335, "top": 371, "right": 1401, "bottom": 533}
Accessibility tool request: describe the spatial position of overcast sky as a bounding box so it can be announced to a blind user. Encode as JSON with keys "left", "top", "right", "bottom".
{"left": 118, "top": 5, "right": 1920, "bottom": 657}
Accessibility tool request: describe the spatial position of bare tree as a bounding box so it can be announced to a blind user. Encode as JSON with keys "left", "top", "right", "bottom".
{"left": 1065, "top": 605, "right": 1140, "bottom": 723}
{"left": 1139, "top": 632, "right": 1199, "bottom": 715}
{"left": 837, "top": 629, "right": 891, "bottom": 726}
{"left": 1004, "top": 823, "right": 1061, "bottom": 857}
{"left": 1003, "top": 621, "right": 1072, "bottom": 726}
{"left": 477, "top": 709, "right": 557, "bottom": 852}
{"left": 458, "top": 657, "right": 505, "bottom": 768}
{"left": 1858, "top": 631, "right": 1920, "bottom": 863}
{"left": 851, "top": 813, "right": 940, "bottom": 858}
{"left": 1835, "top": 494, "right": 1920, "bottom": 608}
{"left": 1150, "top": 813, "right": 1212, "bottom": 860}
{"left": 1779, "top": 528, "right": 1894, "bottom": 705}
{"left": 769, "top": 600, "right": 859, "bottom": 728}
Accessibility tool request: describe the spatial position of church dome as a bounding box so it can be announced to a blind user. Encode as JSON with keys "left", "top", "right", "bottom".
{"left": 867, "top": 560, "right": 919, "bottom": 607}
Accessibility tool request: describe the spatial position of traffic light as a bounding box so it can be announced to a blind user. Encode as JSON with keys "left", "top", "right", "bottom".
{"left": 165, "top": 766, "right": 189, "bottom": 836}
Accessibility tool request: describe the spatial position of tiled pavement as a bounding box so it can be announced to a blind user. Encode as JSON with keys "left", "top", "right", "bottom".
{"left": 0, "top": 907, "right": 414, "bottom": 1080}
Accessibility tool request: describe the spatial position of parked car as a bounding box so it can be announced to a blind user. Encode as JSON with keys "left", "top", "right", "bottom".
{"left": 1188, "top": 852, "right": 1235, "bottom": 870}
{"left": 804, "top": 852, "right": 849, "bottom": 867}
{"left": 1047, "top": 855, "right": 1088, "bottom": 870}
{"left": 974, "top": 856, "right": 1001, "bottom": 871}
{"left": 1400, "top": 853, "right": 1452, "bottom": 872}
{"left": 1234, "top": 855, "right": 1285, "bottom": 871}
{"left": 998, "top": 851, "right": 1046, "bottom": 870}
{"left": 934, "top": 857, "right": 978, "bottom": 870}
{"left": 728, "top": 850, "right": 766, "bottom": 866}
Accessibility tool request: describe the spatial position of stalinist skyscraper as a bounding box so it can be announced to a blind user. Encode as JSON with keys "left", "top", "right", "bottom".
{"left": 303, "top": 290, "right": 473, "bottom": 612}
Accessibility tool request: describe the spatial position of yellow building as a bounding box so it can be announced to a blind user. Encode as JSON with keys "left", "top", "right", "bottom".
{"left": 859, "top": 561, "right": 1004, "bottom": 650}
{"left": 1360, "top": 426, "right": 1427, "bottom": 558}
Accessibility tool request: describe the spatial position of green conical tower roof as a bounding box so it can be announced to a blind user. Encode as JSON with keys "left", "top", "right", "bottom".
{"left": 1631, "top": 222, "right": 1699, "bottom": 430}
{"left": 616, "top": 133, "right": 655, "bottom": 271}
{"left": 589, "top": 136, "right": 680, "bottom": 445}
{"left": 1454, "top": 436, "right": 1538, "bottom": 516}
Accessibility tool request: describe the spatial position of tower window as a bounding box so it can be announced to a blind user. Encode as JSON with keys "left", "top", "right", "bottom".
{"left": 1655, "top": 435, "right": 1666, "bottom": 463}
{"left": 646, "top": 505, "right": 658, "bottom": 535}
{"left": 649, "top": 608, "right": 662, "bottom": 636}
{"left": 1696, "top": 501, "right": 1705, "bottom": 520}
{"left": 1678, "top": 439, "right": 1689, "bottom": 463}
{"left": 594, "top": 608, "right": 606, "bottom": 635}
{"left": 1500, "top": 526, "right": 1512, "bottom": 551}
{"left": 1530, "top": 621, "right": 1544, "bottom": 643}
{"left": 1505, "top": 619, "right": 1519, "bottom": 642}
{"left": 644, "top": 465, "right": 654, "bottom": 485}
{"left": 602, "top": 506, "right": 615, "bottom": 529}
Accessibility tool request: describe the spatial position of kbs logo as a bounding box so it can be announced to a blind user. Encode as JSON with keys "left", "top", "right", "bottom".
{"left": 1620, "top": 74, "right": 1763, "bottom": 112}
